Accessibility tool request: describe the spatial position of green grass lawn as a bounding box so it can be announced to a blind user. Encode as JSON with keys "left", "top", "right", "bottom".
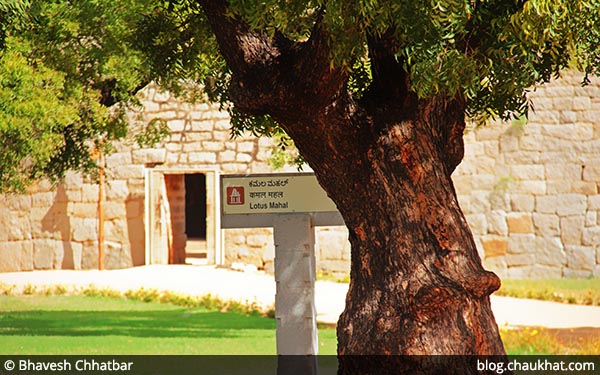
{"left": 0, "top": 295, "right": 337, "bottom": 355}
{"left": 1, "top": 288, "right": 598, "bottom": 356}
{"left": 496, "top": 278, "right": 600, "bottom": 306}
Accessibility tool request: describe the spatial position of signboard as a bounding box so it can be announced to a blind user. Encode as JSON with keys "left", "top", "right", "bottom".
{"left": 220, "top": 173, "right": 344, "bottom": 356}
{"left": 220, "top": 173, "right": 343, "bottom": 228}
{"left": 221, "top": 173, "right": 338, "bottom": 215}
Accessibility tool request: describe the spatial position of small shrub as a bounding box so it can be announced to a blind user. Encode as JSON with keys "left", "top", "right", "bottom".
{"left": 0, "top": 283, "right": 14, "bottom": 295}
{"left": 22, "top": 284, "right": 37, "bottom": 295}
{"left": 124, "top": 287, "right": 161, "bottom": 303}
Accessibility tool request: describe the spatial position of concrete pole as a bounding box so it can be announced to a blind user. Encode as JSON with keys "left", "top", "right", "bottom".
{"left": 273, "top": 214, "right": 318, "bottom": 355}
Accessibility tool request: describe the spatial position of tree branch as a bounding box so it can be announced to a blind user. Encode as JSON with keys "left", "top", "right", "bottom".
{"left": 199, "top": 0, "right": 347, "bottom": 121}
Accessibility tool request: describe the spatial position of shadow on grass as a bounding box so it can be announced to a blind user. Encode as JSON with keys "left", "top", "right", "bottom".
{"left": 0, "top": 309, "right": 276, "bottom": 339}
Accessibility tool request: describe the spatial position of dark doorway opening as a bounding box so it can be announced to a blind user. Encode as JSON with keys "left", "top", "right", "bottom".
{"left": 185, "top": 174, "right": 207, "bottom": 239}
{"left": 185, "top": 174, "right": 208, "bottom": 262}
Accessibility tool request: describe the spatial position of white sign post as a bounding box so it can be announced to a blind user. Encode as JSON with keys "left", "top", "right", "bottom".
{"left": 221, "top": 173, "right": 343, "bottom": 357}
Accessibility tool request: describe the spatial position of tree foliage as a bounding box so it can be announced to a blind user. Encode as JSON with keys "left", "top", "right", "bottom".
{"left": 1, "top": 0, "right": 599, "bottom": 191}
{"left": 0, "top": 0, "right": 166, "bottom": 192}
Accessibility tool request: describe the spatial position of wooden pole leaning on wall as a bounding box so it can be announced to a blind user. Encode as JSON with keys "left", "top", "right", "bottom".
{"left": 97, "top": 144, "right": 105, "bottom": 271}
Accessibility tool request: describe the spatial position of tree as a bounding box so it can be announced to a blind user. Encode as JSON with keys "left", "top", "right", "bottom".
{"left": 2, "top": 0, "right": 600, "bottom": 368}
{"left": 0, "top": 0, "right": 167, "bottom": 193}
{"left": 138, "top": 0, "right": 599, "bottom": 363}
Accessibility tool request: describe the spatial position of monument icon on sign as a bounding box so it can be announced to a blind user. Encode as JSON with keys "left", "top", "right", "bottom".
{"left": 226, "top": 186, "right": 244, "bottom": 205}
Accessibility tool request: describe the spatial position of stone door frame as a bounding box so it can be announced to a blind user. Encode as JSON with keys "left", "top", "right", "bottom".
{"left": 144, "top": 166, "right": 223, "bottom": 266}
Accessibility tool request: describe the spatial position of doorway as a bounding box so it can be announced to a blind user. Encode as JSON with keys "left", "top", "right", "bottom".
{"left": 185, "top": 173, "right": 208, "bottom": 263}
{"left": 145, "top": 168, "right": 221, "bottom": 266}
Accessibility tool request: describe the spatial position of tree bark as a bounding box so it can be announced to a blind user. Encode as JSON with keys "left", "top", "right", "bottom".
{"left": 199, "top": 1, "right": 506, "bottom": 369}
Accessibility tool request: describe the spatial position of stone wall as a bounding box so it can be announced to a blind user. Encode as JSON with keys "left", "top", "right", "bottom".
{"left": 1, "top": 74, "right": 600, "bottom": 279}
{"left": 455, "top": 71, "right": 600, "bottom": 279}
{"left": 0, "top": 84, "right": 281, "bottom": 272}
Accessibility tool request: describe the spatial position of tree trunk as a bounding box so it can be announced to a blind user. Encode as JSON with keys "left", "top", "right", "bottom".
{"left": 199, "top": 2, "right": 506, "bottom": 369}
{"left": 288, "top": 97, "right": 505, "bottom": 366}
{"left": 293, "top": 96, "right": 506, "bottom": 374}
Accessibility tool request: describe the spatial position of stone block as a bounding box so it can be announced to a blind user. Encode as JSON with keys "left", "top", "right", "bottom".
{"left": 506, "top": 266, "right": 535, "bottom": 279}
{"left": 235, "top": 153, "right": 252, "bottom": 163}
{"left": 221, "top": 163, "right": 249, "bottom": 173}
{"left": 317, "top": 260, "right": 350, "bottom": 274}
{"left": 188, "top": 152, "right": 217, "bottom": 164}
{"left": 488, "top": 211, "right": 508, "bottom": 236}
{"left": 63, "top": 171, "right": 83, "bottom": 187}
{"left": 507, "top": 234, "right": 536, "bottom": 254}
{"left": 218, "top": 150, "right": 236, "bottom": 163}
{"left": 560, "top": 216, "right": 584, "bottom": 245}
{"left": 72, "top": 219, "right": 98, "bottom": 242}
{"left": 573, "top": 96, "right": 592, "bottom": 110}
{"left": 237, "top": 141, "right": 256, "bottom": 153}
{"left": 532, "top": 213, "right": 560, "bottom": 236}
{"left": 511, "top": 165, "right": 545, "bottom": 180}
{"left": 168, "top": 119, "right": 186, "bottom": 132}
{"left": 185, "top": 131, "right": 213, "bottom": 142}
{"left": 33, "top": 239, "right": 57, "bottom": 269}
{"left": 105, "top": 152, "right": 132, "bottom": 166}
{"left": 263, "top": 242, "right": 275, "bottom": 262}
{"left": 566, "top": 246, "right": 595, "bottom": 271}
{"left": 212, "top": 130, "right": 231, "bottom": 141}
{"left": 586, "top": 210, "right": 598, "bottom": 227}
{"left": 466, "top": 214, "right": 487, "bottom": 235}
{"left": 535, "top": 195, "right": 558, "bottom": 214}
{"left": 593, "top": 265, "right": 600, "bottom": 278}
{"left": 597, "top": 247, "right": 600, "bottom": 264}
{"left": 152, "top": 90, "right": 171, "bottom": 102}
{"left": 535, "top": 237, "right": 566, "bottom": 267}
{"left": 69, "top": 203, "right": 97, "bottom": 218}
{"left": 104, "top": 202, "right": 127, "bottom": 220}
{"left": 247, "top": 233, "right": 270, "bottom": 248}
{"left": 589, "top": 196, "right": 600, "bottom": 210}
{"left": 81, "top": 242, "right": 99, "bottom": 270}
{"left": 499, "top": 134, "right": 519, "bottom": 152}
{"left": 0, "top": 242, "right": 29, "bottom": 272}
{"left": 105, "top": 219, "right": 128, "bottom": 243}
{"left": 105, "top": 180, "right": 129, "bottom": 200}
{"left": 563, "top": 268, "right": 592, "bottom": 278}
{"left": 510, "top": 194, "right": 535, "bottom": 212}
{"left": 470, "top": 191, "right": 490, "bottom": 213}
{"left": 583, "top": 162, "right": 600, "bottom": 182}
{"left": 316, "top": 229, "right": 349, "bottom": 260}
{"left": 7, "top": 195, "right": 32, "bottom": 211}
{"left": 547, "top": 180, "right": 573, "bottom": 194}
{"left": 506, "top": 213, "right": 534, "bottom": 234}
{"left": 81, "top": 184, "right": 100, "bottom": 203}
{"left": 482, "top": 257, "right": 507, "bottom": 279}
{"left": 530, "top": 110, "right": 559, "bottom": 124}
{"left": 132, "top": 149, "right": 167, "bottom": 164}
{"left": 60, "top": 242, "right": 82, "bottom": 270}
{"left": 503, "top": 151, "right": 541, "bottom": 165}
{"left": 112, "top": 165, "right": 144, "bottom": 180}
{"left": 514, "top": 180, "right": 546, "bottom": 195}
{"left": 201, "top": 141, "right": 225, "bottom": 152}
{"left": 474, "top": 126, "right": 502, "bottom": 141}
{"left": 127, "top": 218, "right": 145, "bottom": 246}
{"left": 456, "top": 195, "right": 471, "bottom": 214}
{"left": 104, "top": 242, "right": 133, "bottom": 269}
{"left": 481, "top": 236, "right": 508, "bottom": 258}
{"left": 582, "top": 227, "right": 600, "bottom": 246}
{"left": 214, "top": 119, "right": 231, "bottom": 130}
{"left": 571, "top": 181, "right": 597, "bottom": 195}
{"left": 32, "top": 192, "right": 54, "bottom": 208}
{"left": 125, "top": 199, "right": 143, "bottom": 219}
{"left": 545, "top": 164, "right": 582, "bottom": 180}
{"left": 526, "top": 265, "right": 563, "bottom": 279}
{"left": 489, "top": 191, "right": 510, "bottom": 211}
{"left": 555, "top": 194, "right": 587, "bottom": 217}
